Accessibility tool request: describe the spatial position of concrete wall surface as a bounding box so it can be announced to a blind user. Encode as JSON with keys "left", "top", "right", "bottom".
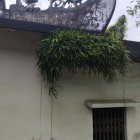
{"left": 0, "top": 29, "right": 140, "bottom": 140}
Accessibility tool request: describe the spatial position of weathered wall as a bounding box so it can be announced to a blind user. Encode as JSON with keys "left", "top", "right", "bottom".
{"left": 0, "top": 0, "right": 116, "bottom": 32}
{"left": 124, "top": 64, "right": 140, "bottom": 140}
{"left": 0, "top": 29, "right": 140, "bottom": 140}
{"left": 0, "top": 29, "right": 49, "bottom": 140}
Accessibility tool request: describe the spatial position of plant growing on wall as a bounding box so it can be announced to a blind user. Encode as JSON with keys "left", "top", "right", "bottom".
{"left": 36, "top": 15, "right": 130, "bottom": 97}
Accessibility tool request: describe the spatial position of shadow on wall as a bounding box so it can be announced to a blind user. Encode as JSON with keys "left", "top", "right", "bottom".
{"left": 31, "top": 136, "right": 40, "bottom": 140}
{"left": 133, "top": 132, "right": 140, "bottom": 140}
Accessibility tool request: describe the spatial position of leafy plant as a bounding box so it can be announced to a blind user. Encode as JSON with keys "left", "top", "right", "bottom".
{"left": 106, "top": 15, "right": 127, "bottom": 40}
{"left": 36, "top": 16, "right": 130, "bottom": 97}
{"left": 127, "top": 0, "right": 140, "bottom": 27}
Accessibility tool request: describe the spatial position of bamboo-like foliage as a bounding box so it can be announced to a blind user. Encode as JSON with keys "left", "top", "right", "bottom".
{"left": 106, "top": 15, "right": 127, "bottom": 40}
{"left": 36, "top": 16, "right": 130, "bottom": 97}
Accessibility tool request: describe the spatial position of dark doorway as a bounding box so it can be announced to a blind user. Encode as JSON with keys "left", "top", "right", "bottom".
{"left": 93, "top": 108, "right": 126, "bottom": 140}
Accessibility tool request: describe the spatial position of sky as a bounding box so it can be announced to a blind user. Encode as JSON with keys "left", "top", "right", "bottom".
{"left": 5, "top": 0, "right": 140, "bottom": 42}
{"left": 109, "top": 0, "right": 140, "bottom": 42}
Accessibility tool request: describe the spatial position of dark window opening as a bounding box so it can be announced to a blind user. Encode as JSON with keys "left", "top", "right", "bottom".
{"left": 93, "top": 108, "right": 126, "bottom": 140}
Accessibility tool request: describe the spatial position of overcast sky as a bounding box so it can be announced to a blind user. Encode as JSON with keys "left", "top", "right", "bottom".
{"left": 109, "top": 0, "right": 140, "bottom": 42}
{"left": 5, "top": 0, "right": 140, "bottom": 42}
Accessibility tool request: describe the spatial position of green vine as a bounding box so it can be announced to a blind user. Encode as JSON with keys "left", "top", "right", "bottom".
{"left": 36, "top": 15, "right": 130, "bottom": 97}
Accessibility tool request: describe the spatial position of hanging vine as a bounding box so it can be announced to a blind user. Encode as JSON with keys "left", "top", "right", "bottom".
{"left": 36, "top": 15, "right": 130, "bottom": 97}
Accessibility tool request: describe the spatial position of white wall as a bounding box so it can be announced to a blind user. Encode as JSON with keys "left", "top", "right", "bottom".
{"left": 0, "top": 29, "right": 52, "bottom": 140}
{"left": 0, "top": 29, "right": 140, "bottom": 140}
